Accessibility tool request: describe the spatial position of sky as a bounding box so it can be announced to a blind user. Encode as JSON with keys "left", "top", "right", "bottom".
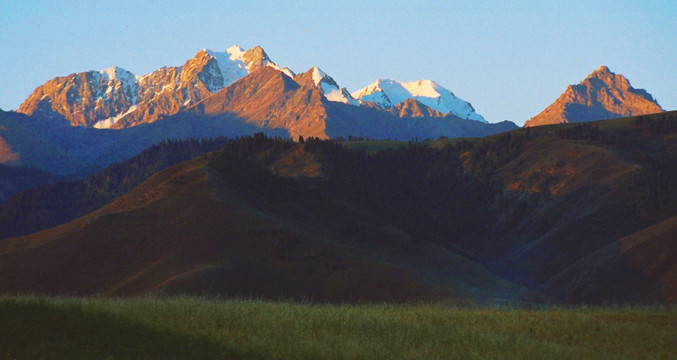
{"left": 1, "top": 0, "right": 675, "bottom": 126}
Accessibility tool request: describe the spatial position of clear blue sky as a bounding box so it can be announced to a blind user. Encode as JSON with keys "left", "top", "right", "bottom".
{"left": 1, "top": 0, "right": 675, "bottom": 126}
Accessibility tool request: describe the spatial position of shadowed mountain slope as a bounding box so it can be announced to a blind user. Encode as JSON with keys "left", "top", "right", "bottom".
{"left": 300, "top": 112, "right": 677, "bottom": 304}
{"left": 0, "top": 135, "right": 539, "bottom": 304}
{"left": 0, "top": 138, "right": 232, "bottom": 239}
{"left": 2, "top": 112, "right": 676, "bottom": 304}
{"left": 544, "top": 214, "right": 677, "bottom": 304}
{"left": 1, "top": 65, "right": 516, "bottom": 182}
{"left": 0, "top": 108, "right": 287, "bottom": 177}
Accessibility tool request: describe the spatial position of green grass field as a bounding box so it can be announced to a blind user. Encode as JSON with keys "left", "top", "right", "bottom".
{"left": 1, "top": 296, "right": 675, "bottom": 359}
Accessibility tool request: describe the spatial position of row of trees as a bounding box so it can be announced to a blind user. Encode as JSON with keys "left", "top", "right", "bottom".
{"left": 634, "top": 112, "right": 677, "bottom": 135}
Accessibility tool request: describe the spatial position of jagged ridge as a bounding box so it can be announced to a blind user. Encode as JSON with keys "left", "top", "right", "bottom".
{"left": 17, "top": 45, "right": 489, "bottom": 129}
{"left": 18, "top": 46, "right": 281, "bottom": 128}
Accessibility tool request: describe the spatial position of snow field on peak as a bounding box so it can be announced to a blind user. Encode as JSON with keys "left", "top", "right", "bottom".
{"left": 352, "top": 79, "right": 487, "bottom": 123}
{"left": 226, "top": 45, "right": 245, "bottom": 60}
{"left": 207, "top": 46, "right": 295, "bottom": 84}
{"left": 311, "top": 67, "right": 328, "bottom": 86}
{"left": 279, "top": 68, "right": 295, "bottom": 78}
{"left": 205, "top": 48, "right": 248, "bottom": 86}
{"left": 323, "top": 87, "right": 361, "bottom": 106}
{"left": 401, "top": 79, "right": 446, "bottom": 98}
{"left": 266, "top": 63, "right": 295, "bottom": 78}
{"left": 99, "top": 67, "right": 137, "bottom": 84}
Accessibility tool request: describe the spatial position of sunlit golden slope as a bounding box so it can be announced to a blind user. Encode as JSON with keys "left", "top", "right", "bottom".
{"left": 525, "top": 66, "right": 663, "bottom": 127}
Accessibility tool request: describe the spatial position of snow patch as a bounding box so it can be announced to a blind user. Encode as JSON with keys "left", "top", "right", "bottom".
{"left": 309, "top": 67, "right": 359, "bottom": 106}
{"left": 320, "top": 80, "right": 338, "bottom": 95}
{"left": 100, "top": 67, "right": 118, "bottom": 82}
{"left": 226, "top": 45, "right": 245, "bottom": 60}
{"left": 205, "top": 45, "right": 295, "bottom": 90}
{"left": 205, "top": 48, "right": 248, "bottom": 87}
{"left": 324, "top": 88, "right": 361, "bottom": 106}
{"left": 266, "top": 63, "right": 295, "bottom": 76}
{"left": 280, "top": 67, "right": 296, "bottom": 78}
{"left": 311, "top": 67, "right": 327, "bottom": 86}
{"left": 97, "top": 67, "right": 140, "bottom": 104}
{"left": 93, "top": 105, "right": 138, "bottom": 129}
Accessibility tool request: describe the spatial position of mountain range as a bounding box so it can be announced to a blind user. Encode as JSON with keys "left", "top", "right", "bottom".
{"left": 3, "top": 45, "right": 665, "bottom": 180}
{"left": 2, "top": 45, "right": 517, "bottom": 178}
{"left": 0, "top": 44, "right": 673, "bottom": 305}
{"left": 17, "top": 45, "right": 487, "bottom": 131}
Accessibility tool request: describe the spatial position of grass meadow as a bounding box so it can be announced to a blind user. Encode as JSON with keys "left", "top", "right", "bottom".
{"left": 1, "top": 296, "right": 676, "bottom": 359}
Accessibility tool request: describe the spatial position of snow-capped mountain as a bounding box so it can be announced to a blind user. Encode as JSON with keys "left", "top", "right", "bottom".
{"left": 17, "top": 43, "right": 499, "bottom": 137}
{"left": 18, "top": 45, "right": 288, "bottom": 129}
{"left": 207, "top": 45, "right": 295, "bottom": 82}
{"left": 294, "top": 67, "right": 360, "bottom": 106}
{"left": 352, "top": 79, "right": 487, "bottom": 123}
{"left": 5, "top": 57, "right": 519, "bottom": 176}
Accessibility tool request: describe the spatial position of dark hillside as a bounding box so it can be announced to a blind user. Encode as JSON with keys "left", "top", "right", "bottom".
{"left": 302, "top": 111, "right": 677, "bottom": 303}
{"left": 2, "top": 112, "right": 676, "bottom": 304}
{"left": 0, "top": 138, "right": 231, "bottom": 238}
{"left": 0, "top": 134, "right": 538, "bottom": 304}
{"left": 0, "top": 164, "right": 57, "bottom": 203}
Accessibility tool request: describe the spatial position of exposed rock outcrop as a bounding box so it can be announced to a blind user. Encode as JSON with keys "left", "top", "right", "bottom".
{"left": 17, "top": 46, "right": 283, "bottom": 129}
{"left": 525, "top": 66, "right": 663, "bottom": 127}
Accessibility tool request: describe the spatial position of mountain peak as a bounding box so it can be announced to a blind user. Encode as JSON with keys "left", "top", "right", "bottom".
{"left": 242, "top": 46, "right": 271, "bottom": 71}
{"left": 17, "top": 44, "right": 492, "bottom": 130}
{"left": 293, "top": 67, "right": 358, "bottom": 106}
{"left": 352, "top": 79, "right": 486, "bottom": 122}
{"left": 525, "top": 67, "right": 663, "bottom": 127}
{"left": 583, "top": 65, "right": 633, "bottom": 92}
{"left": 592, "top": 65, "right": 612, "bottom": 75}
{"left": 310, "top": 66, "right": 327, "bottom": 85}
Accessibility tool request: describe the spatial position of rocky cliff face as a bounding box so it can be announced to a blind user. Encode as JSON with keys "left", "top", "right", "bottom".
{"left": 389, "top": 98, "right": 444, "bottom": 118}
{"left": 525, "top": 66, "right": 663, "bottom": 127}
{"left": 17, "top": 67, "right": 138, "bottom": 127}
{"left": 17, "top": 46, "right": 279, "bottom": 128}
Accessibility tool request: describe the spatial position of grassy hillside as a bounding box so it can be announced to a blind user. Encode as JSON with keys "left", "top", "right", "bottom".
{"left": 1, "top": 296, "right": 675, "bottom": 360}
{"left": 0, "top": 137, "right": 232, "bottom": 238}
{"left": 2, "top": 112, "right": 677, "bottom": 304}
{"left": 0, "top": 134, "right": 540, "bottom": 304}
{"left": 302, "top": 111, "right": 677, "bottom": 303}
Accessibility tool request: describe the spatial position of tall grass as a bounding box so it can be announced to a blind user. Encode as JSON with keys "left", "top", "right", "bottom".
{"left": 1, "top": 296, "right": 675, "bottom": 359}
